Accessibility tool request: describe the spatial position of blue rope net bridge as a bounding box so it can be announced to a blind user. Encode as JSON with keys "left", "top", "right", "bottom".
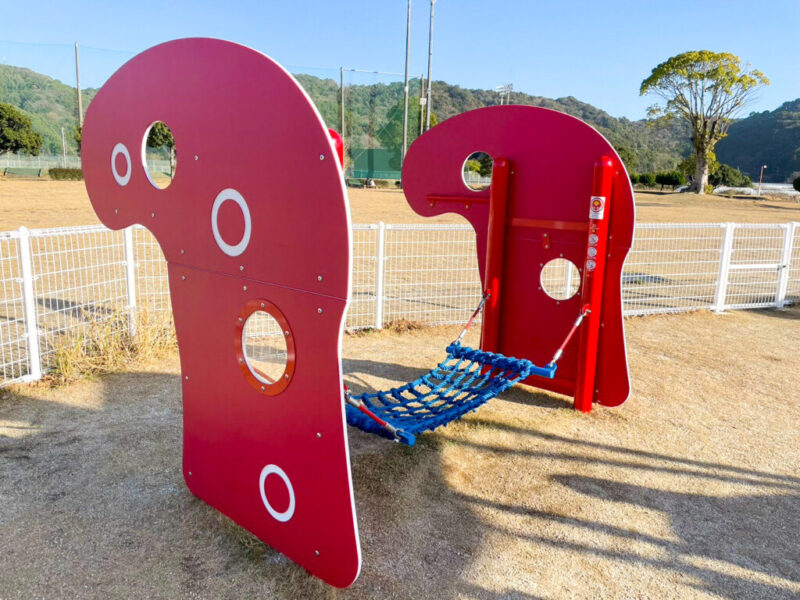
{"left": 346, "top": 343, "right": 555, "bottom": 446}
{"left": 344, "top": 293, "right": 590, "bottom": 446}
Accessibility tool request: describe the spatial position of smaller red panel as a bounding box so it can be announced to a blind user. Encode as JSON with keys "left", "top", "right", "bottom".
{"left": 402, "top": 106, "right": 635, "bottom": 408}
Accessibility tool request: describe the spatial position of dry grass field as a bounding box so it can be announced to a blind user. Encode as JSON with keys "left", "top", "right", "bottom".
{"left": 1, "top": 179, "right": 798, "bottom": 231}
{"left": 0, "top": 307, "right": 798, "bottom": 599}
{"left": 1, "top": 179, "right": 798, "bottom": 598}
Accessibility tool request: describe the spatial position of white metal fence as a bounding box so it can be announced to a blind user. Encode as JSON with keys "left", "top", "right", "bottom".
{"left": 1, "top": 221, "right": 798, "bottom": 387}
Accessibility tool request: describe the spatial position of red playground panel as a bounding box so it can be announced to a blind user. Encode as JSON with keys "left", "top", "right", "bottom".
{"left": 82, "top": 39, "right": 360, "bottom": 587}
{"left": 81, "top": 38, "right": 634, "bottom": 588}
{"left": 402, "top": 106, "right": 635, "bottom": 409}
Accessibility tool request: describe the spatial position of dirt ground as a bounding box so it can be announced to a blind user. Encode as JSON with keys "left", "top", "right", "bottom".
{"left": 1, "top": 179, "right": 798, "bottom": 231}
{"left": 0, "top": 306, "right": 798, "bottom": 599}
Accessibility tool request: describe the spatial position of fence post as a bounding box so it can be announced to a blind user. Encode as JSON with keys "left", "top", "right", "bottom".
{"left": 374, "top": 222, "right": 386, "bottom": 329}
{"left": 775, "top": 222, "right": 797, "bottom": 308}
{"left": 123, "top": 226, "right": 138, "bottom": 336}
{"left": 17, "top": 227, "right": 42, "bottom": 381}
{"left": 713, "top": 223, "right": 735, "bottom": 313}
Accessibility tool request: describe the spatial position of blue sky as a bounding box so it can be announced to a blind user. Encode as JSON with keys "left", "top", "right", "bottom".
{"left": 1, "top": 0, "right": 798, "bottom": 119}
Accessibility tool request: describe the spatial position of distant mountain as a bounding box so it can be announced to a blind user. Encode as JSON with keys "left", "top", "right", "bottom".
{"left": 2, "top": 63, "right": 797, "bottom": 181}
{"left": 0, "top": 64, "right": 96, "bottom": 154}
{"left": 295, "top": 73, "right": 692, "bottom": 174}
{"left": 716, "top": 99, "right": 800, "bottom": 183}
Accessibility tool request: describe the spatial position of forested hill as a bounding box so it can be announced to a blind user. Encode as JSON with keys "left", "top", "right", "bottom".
{"left": 2, "top": 63, "right": 797, "bottom": 181}
{"left": 716, "top": 99, "right": 800, "bottom": 183}
{"left": 0, "top": 64, "right": 97, "bottom": 154}
{"left": 296, "top": 73, "right": 692, "bottom": 174}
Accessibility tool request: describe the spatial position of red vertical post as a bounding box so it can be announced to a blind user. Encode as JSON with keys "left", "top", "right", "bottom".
{"left": 481, "top": 158, "right": 510, "bottom": 353}
{"left": 574, "top": 157, "right": 615, "bottom": 412}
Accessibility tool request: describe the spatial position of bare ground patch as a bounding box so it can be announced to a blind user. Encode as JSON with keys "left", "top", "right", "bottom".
{"left": 1, "top": 306, "right": 798, "bottom": 599}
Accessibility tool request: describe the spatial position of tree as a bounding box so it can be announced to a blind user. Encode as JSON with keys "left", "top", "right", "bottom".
{"left": 655, "top": 170, "right": 686, "bottom": 190}
{"left": 678, "top": 152, "right": 719, "bottom": 183}
{"left": 613, "top": 143, "right": 638, "bottom": 171}
{"left": 0, "top": 103, "right": 42, "bottom": 156}
{"left": 793, "top": 175, "right": 800, "bottom": 193}
{"left": 709, "top": 164, "right": 752, "bottom": 188}
{"left": 640, "top": 51, "right": 768, "bottom": 194}
{"left": 638, "top": 173, "right": 656, "bottom": 188}
{"left": 146, "top": 122, "right": 176, "bottom": 177}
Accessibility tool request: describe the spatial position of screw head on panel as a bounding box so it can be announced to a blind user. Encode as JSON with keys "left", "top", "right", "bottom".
{"left": 317, "top": 308, "right": 323, "bottom": 314}
{"left": 180, "top": 249, "right": 185, "bottom": 254}
{"left": 238, "top": 358, "right": 243, "bottom": 364}
{"left": 238, "top": 317, "right": 243, "bottom": 323}
{"left": 261, "top": 386, "right": 265, "bottom": 391}
{"left": 181, "top": 275, "right": 186, "bottom": 281}
{"left": 114, "top": 208, "right": 118, "bottom": 214}
{"left": 315, "top": 550, "right": 320, "bottom": 557}
{"left": 319, "top": 154, "right": 325, "bottom": 160}
{"left": 194, "top": 155, "right": 199, "bottom": 161}
{"left": 284, "top": 330, "right": 290, "bottom": 337}
{"left": 284, "top": 374, "right": 289, "bottom": 380}
{"left": 316, "top": 432, "right": 322, "bottom": 439}
{"left": 317, "top": 275, "right": 323, "bottom": 282}
{"left": 151, "top": 212, "right": 155, "bottom": 218}
{"left": 239, "top": 266, "right": 244, "bottom": 271}
{"left": 243, "top": 286, "right": 248, "bottom": 291}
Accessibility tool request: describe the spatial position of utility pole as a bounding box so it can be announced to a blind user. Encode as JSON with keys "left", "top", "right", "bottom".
{"left": 340, "top": 66, "right": 345, "bottom": 141}
{"left": 419, "top": 75, "right": 426, "bottom": 136}
{"left": 758, "top": 164, "right": 767, "bottom": 195}
{"left": 402, "top": 0, "right": 411, "bottom": 161}
{"left": 75, "top": 43, "right": 84, "bottom": 128}
{"left": 61, "top": 127, "right": 68, "bottom": 168}
{"left": 425, "top": 0, "right": 437, "bottom": 131}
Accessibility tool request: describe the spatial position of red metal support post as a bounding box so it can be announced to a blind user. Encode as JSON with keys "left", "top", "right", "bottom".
{"left": 481, "top": 158, "right": 510, "bottom": 353}
{"left": 574, "top": 156, "right": 615, "bottom": 412}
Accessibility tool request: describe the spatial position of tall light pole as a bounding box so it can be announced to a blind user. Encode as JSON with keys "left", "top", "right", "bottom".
{"left": 425, "top": 0, "right": 437, "bottom": 131}
{"left": 495, "top": 83, "right": 513, "bottom": 105}
{"left": 74, "top": 43, "right": 84, "bottom": 128}
{"left": 758, "top": 164, "right": 767, "bottom": 195}
{"left": 402, "top": 0, "right": 411, "bottom": 161}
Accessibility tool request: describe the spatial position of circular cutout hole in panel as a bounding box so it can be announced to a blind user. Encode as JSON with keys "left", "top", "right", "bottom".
{"left": 142, "top": 121, "right": 177, "bottom": 189}
{"left": 540, "top": 258, "right": 581, "bottom": 300}
{"left": 462, "top": 151, "right": 493, "bottom": 191}
{"left": 236, "top": 299, "right": 295, "bottom": 395}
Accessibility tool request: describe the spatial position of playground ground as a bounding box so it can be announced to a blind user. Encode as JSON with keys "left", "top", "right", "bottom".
{"left": 0, "top": 305, "right": 798, "bottom": 599}
{"left": 0, "top": 179, "right": 799, "bottom": 231}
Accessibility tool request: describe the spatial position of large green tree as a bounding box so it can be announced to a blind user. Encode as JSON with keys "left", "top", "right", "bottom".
{"left": 640, "top": 51, "right": 768, "bottom": 193}
{"left": 0, "top": 103, "right": 42, "bottom": 155}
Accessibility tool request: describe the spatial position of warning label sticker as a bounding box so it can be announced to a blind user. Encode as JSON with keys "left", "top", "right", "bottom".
{"left": 589, "top": 196, "right": 605, "bottom": 220}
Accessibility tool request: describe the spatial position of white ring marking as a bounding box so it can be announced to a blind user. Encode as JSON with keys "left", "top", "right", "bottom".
{"left": 211, "top": 188, "right": 251, "bottom": 257}
{"left": 111, "top": 143, "right": 131, "bottom": 186}
{"left": 259, "top": 464, "right": 295, "bottom": 522}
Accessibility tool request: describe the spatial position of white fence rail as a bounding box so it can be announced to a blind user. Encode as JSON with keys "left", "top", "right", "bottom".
{"left": 1, "top": 221, "right": 798, "bottom": 387}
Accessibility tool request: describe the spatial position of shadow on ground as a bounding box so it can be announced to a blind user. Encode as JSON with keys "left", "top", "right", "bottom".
{"left": 1, "top": 354, "right": 798, "bottom": 599}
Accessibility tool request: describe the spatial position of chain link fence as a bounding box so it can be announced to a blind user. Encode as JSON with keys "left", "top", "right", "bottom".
{"left": 0, "top": 221, "right": 797, "bottom": 387}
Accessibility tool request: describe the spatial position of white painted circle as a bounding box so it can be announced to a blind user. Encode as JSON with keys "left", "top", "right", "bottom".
{"left": 211, "top": 188, "right": 251, "bottom": 257}
{"left": 111, "top": 143, "right": 131, "bottom": 186}
{"left": 259, "top": 464, "right": 295, "bottom": 522}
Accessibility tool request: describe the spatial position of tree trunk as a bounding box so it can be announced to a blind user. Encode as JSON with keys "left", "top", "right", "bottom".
{"left": 691, "top": 151, "right": 710, "bottom": 194}
{"left": 169, "top": 146, "right": 176, "bottom": 179}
